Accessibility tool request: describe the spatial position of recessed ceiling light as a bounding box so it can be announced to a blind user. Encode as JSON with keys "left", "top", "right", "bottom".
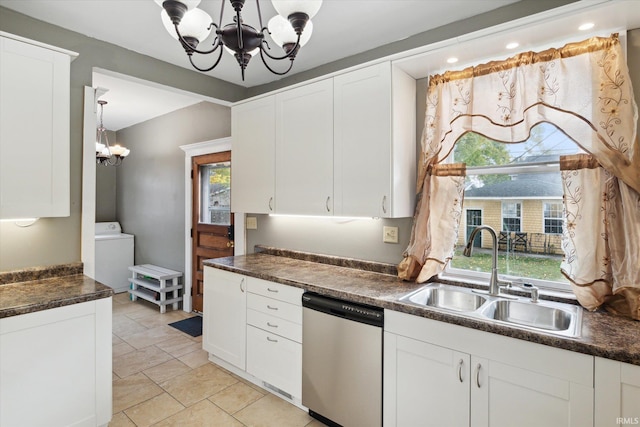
{"left": 447, "top": 57, "right": 458, "bottom": 64}
{"left": 579, "top": 22, "right": 595, "bottom": 31}
{"left": 506, "top": 42, "right": 519, "bottom": 50}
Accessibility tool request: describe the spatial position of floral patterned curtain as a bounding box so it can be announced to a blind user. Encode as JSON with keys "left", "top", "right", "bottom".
{"left": 561, "top": 154, "right": 640, "bottom": 319}
{"left": 400, "top": 33, "right": 639, "bottom": 302}
{"left": 398, "top": 164, "right": 466, "bottom": 282}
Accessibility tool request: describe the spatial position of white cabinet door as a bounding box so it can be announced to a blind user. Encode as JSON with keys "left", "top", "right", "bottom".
{"left": 203, "top": 267, "right": 246, "bottom": 370}
{"left": 333, "top": 62, "right": 391, "bottom": 217}
{"left": 333, "top": 63, "right": 416, "bottom": 218}
{"left": 231, "top": 96, "right": 276, "bottom": 214}
{"left": 595, "top": 357, "right": 640, "bottom": 427}
{"left": 246, "top": 325, "right": 302, "bottom": 399}
{"left": 384, "top": 332, "right": 470, "bottom": 427}
{"left": 0, "top": 35, "right": 72, "bottom": 218}
{"left": 0, "top": 298, "right": 112, "bottom": 427}
{"left": 275, "top": 79, "right": 333, "bottom": 215}
{"left": 471, "top": 355, "right": 594, "bottom": 427}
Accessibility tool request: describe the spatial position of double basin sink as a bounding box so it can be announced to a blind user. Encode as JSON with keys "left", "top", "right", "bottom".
{"left": 399, "top": 282, "right": 582, "bottom": 338}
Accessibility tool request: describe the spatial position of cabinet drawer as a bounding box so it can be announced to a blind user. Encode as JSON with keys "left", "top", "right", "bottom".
{"left": 247, "top": 293, "right": 302, "bottom": 324}
{"left": 247, "top": 277, "right": 303, "bottom": 305}
{"left": 247, "top": 308, "right": 302, "bottom": 343}
{"left": 246, "top": 325, "right": 302, "bottom": 399}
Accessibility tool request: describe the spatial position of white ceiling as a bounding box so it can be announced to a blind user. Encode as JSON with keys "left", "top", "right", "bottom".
{"left": 0, "top": 0, "right": 520, "bottom": 130}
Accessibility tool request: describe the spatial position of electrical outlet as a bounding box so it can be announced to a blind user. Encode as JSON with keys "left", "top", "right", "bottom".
{"left": 383, "top": 226, "right": 399, "bottom": 243}
{"left": 246, "top": 216, "right": 258, "bottom": 230}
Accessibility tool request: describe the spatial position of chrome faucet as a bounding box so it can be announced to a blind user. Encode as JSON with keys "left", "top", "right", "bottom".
{"left": 463, "top": 225, "right": 511, "bottom": 296}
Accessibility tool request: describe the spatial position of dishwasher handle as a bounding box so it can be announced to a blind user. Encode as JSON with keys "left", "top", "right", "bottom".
{"left": 302, "top": 292, "right": 384, "bottom": 327}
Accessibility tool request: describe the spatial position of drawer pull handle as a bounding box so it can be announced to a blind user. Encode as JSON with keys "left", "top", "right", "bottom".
{"left": 326, "top": 196, "right": 331, "bottom": 212}
{"left": 457, "top": 359, "right": 464, "bottom": 383}
{"left": 268, "top": 197, "right": 273, "bottom": 211}
{"left": 267, "top": 336, "right": 278, "bottom": 343}
{"left": 382, "top": 195, "right": 387, "bottom": 214}
{"left": 475, "top": 363, "right": 482, "bottom": 388}
{"left": 267, "top": 288, "right": 279, "bottom": 293}
{"left": 267, "top": 322, "right": 278, "bottom": 328}
{"left": 267, "top": 305, "right": 278, "bottom": 310}
{"left": 240, "top": 277, "right": 245, "bottom": 293}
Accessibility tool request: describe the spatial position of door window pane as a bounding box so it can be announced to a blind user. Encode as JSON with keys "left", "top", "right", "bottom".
{"left": 200, "top": 161, "right": 231, "bottom": 225}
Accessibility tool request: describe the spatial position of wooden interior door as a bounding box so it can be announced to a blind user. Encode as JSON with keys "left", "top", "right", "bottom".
{"left": 192, "top": 151, "right": 233, "bottom": 313}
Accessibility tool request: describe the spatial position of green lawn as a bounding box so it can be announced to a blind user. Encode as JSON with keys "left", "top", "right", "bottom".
{"left": 450, "top": 247, "right": 566, "bottom": 282}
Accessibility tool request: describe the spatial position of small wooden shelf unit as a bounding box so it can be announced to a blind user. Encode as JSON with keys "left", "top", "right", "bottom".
{"left": 128, "top": 264, "right": 183, "bottom": 313}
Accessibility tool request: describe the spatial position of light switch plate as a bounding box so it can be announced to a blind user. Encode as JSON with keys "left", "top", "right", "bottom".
{"left": 383, "top": 226, "right": 399, "bottom": 243}
{"left": 246, "top": 216, "right": 258, "bottom": 230}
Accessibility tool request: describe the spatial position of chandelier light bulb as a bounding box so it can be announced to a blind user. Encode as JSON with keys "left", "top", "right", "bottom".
{"left": 272, "top": 0, "right": 322, "bottom": 20}
{"left": 268, "top": 15, "right": 313, "bottom": 48}
{"left": 161, "top": 8, "right": 212, "bottom": 43}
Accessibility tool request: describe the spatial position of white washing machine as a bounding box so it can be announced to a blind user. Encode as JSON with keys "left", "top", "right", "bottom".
{"left": 95, "top": 222, "right": 134, "bottom": 293}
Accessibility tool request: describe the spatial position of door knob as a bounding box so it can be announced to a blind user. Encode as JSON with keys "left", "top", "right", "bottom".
{"left": 227, "top": 241, "right": 234, "bottom": 248}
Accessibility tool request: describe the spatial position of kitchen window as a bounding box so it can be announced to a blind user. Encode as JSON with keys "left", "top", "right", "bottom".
{"left": 445, "top": 123, "right": 582, "bottom": 291}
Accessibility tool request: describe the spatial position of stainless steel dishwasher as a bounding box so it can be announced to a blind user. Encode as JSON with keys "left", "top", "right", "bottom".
{"left": 302, "top": 292, "right": 383, "bottom": 427}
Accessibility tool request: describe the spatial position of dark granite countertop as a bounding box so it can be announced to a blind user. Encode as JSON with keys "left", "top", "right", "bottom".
{"left": 0, "top": 263, "right": 113, "bottom": 318}
{"left": 204, "top": 248, "right": 640, "bottom": 366}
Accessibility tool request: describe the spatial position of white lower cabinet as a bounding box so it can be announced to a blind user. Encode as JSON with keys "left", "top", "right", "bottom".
{"left": 595, "top": 357, "right": 640, "bottom": 427}
{"left": 246, "top": 277, "right": 303, "bottom": 400}
{"left": 203, "top": 269, "right": 303, "bottom": 402}
{"left": 0, "top": 298, "right": 112, "bottom": 427}
{"left": 203, "top": 267, "right": 247, "bottom": 370}
{"left": 384, "top": 310, "right": 594, "bottom": 427}
{"left": 247, "top": 325, "right": 302, "bottom": 398}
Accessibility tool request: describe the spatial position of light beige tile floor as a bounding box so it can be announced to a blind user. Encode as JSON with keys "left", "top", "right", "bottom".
{"left": 109, "top": 293, "right": 326, "bottom": 427}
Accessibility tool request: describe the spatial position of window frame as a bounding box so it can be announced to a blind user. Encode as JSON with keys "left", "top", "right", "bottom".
{"left": 543, "top": 200, "right": 564, "bottom": 235}
{"left": 501, "top": 200, "right": 522, "bottom": 232}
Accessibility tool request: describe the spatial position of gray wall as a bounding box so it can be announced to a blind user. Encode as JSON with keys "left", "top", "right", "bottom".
{"left": 0, "top": 7, "right": 243, "bottom": 271}
{"left": 96, "top": 130, "right": 117, "bottom": 222}
{"left": 115, "top": 102, "right": 231, "bottom": 273}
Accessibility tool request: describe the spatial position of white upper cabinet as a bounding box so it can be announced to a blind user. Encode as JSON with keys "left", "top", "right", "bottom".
{"left": 275, "top": 79, "right": 334, "bottom": 216}
{"left": 0, "top": 33, "right": 76, "bottom": 219}
{"left": 230, "top": 61, "right": 416, "bottom": 218}
{"left": 231, "top": 96, "right": 276, "bottom": 214}
{"left": 333, "top": 62, "right": 416, "bottom": 218}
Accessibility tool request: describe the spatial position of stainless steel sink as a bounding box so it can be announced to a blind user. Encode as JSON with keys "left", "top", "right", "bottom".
{"left": 398, "top": 282, "right": 582, "bottom": 338}
{"left": 480, "top": 299, "right": 581, "bottom": 337}
{"left": 400, "top": 284, "right": 487, "bottom": 312}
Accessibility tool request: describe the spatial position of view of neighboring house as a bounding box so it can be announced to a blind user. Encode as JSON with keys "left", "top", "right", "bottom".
{"left": 458, "top": 155, "right": 565, "bottom": 255}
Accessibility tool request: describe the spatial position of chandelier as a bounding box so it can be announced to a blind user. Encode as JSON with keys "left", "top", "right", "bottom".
{"left": 154, "top": 0, "right": 322, "bottom": 80}
{"left": 95, "top": 100, "right": 130, "bottom": 166}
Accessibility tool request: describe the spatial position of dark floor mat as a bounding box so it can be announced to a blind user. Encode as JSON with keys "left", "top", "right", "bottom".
{"left": 168, "top": 316, "right": 202, "bottom": 337}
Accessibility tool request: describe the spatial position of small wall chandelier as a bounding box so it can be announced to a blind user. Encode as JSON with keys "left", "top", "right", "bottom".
{"left": 154, "top": 0, "right": 322, "bottom": 80}
{"left": 96, "top": 100, "right": 130, "bottom": 166}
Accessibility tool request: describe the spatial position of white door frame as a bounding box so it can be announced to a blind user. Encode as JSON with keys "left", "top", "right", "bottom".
{"left": 180, "top": 137, "right": 244, "bottom": 313}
